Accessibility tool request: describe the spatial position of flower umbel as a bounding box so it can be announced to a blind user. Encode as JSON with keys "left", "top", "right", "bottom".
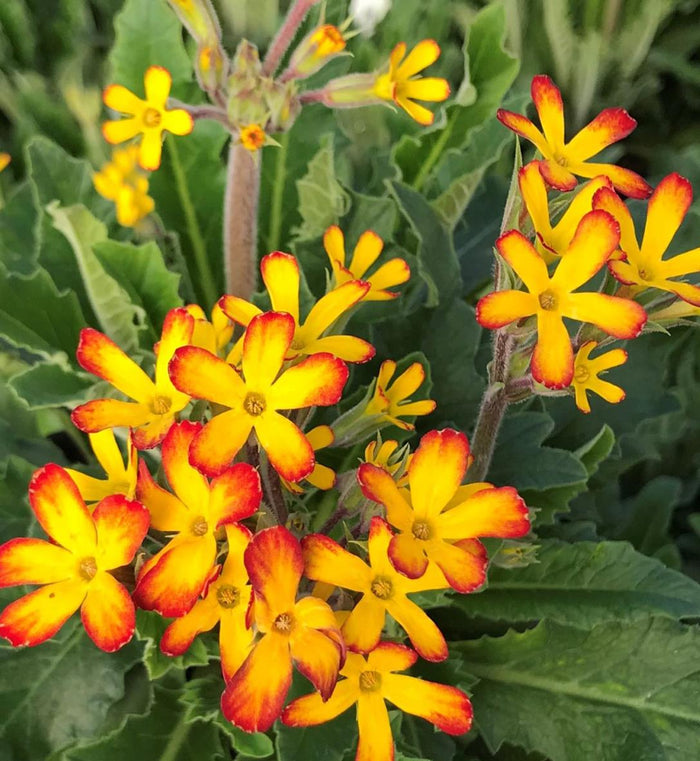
{"left": 0, "top": 464, "right": 149, "bottom": 651}
{"left": 497, "top": 75, "right": 651, "bottom": 198}
{"left": 102, "top": 66, "right": 194, "bottom": 170}
{"left": 572, "top": 341, "right": 627, "bottom": 414}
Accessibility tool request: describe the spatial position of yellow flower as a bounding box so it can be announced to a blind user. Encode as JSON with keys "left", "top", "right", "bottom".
{"left": 93, "top": 146, "right": 156, "bottom": 227}
{"left": 364, "top": 359, "right": 436, "bottom": 430}
{"left": 373, "top": 40, "right": 450, "bottom": 125}
{"left": 184, "top": 303, "right": 234, "bottom": 356}
{"left": 286, "top": 24, "right": 348, "bottom": 79}
{"left": 363, "top": 438, "right": 411, "bottom": 486}
{"left": 281, "top": 425, "right": 336, "bottom": 495}
{"left": 102, "top": 66, "right": 194, "bottom": 171}
{"left": 572, "top": 341, "right": 627, "bottom": 414}
{"left": 0, "top": 153, "right": 10, "bottom": 173}
{"left": 239, "top": 124, "right": 266, "bottom": 152}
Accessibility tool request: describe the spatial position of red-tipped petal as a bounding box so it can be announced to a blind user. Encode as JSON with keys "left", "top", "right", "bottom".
{"left": 169, "top": 346, "right": 245, "bottom": 406}
{"left": 261, "top": 252, "right": 301, "bottom": 324}
{"left": 160, "top": 596, "right": 220, "bottom": 657}
{"left": 291, "top": 627, "right": 342, "bottom": 700}
{"left": 81, "top": 571, "right": 136, "bottom": 652}
{"left": 357, "top": 691, "right": 394, "bottom": 761}
{"left": 641, "top": 173, "right": 692, "bottom": 261}
{"left": 0, "top": 538, "right": 74, "bottom": 587}
{"left": 254, "top": 412, "right": 316, "bottom": 483}
{"left": 438, "top": 486, "right": 530, "bottom": 539}
{"left": 282, "top": 679, "right": 359, "bottom": 727}
{"left": 388, "top": 532, "right": 428, "bottom": 579}
{"left": 538, "top": 159, "right": 578, "bottom": 192}
{"left": 357, "top": 463, "right": 413, "bottom": 532}
{"left": 476, "top": 291, "right": 537, "bottom": 329}
{"left": 566, "top": 107, "right": 637, "bottom": 161}
{"left": 93, "top": 494, "right": 150, "bottom": 571}
{"left": 531, "top": 312, "right": 574, "bottom": 389}
{"left": 209, "top": 462, "right": 262, "bottom": 526}
{"left": 565, "top": 292, "right": 647, "bottom": 339}
{"left": 385, "top": 594, "right": 448, "bottom": 662}
{"left": 188, "top": 409, "right": 253, "bottom": 478}
{"left": 531, "top": 74, "right": 564, "bottom": 149}
{"left": 495, "top": 230, "right": 550, "bottom": 293}
{"left": 242, "top": 311, "right": 295, "bottom": 390}
{"left": 427, "top": 538, "right": 487, "bottom": 594}
{"left": 269, "top": 353, "right": 349, "bottom": 410}
{"left": 496, "top": 109, "right": 549, "bottom": 157}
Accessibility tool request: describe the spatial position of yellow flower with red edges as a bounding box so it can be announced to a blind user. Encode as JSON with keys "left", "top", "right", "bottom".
{"left": 72, "top": 308, "right": 196, "bottom": 449}
{"left": 519, "top": 161, "right": 613, "bottom": 262}
{"left": 303, "top": 516, "right": 450, "bottom": 661}
{"left": 373, "top": 40, "right": 450, "bottom": 125}
{"left": 572, "top": 341, "right": 627, "bottom": 414}
{"left": 281, "top": 425, "right": 336, "bottom": 494}
{"left": 239, "top": 124, "right": 267, "bottom": 152}
{"left": 93, "top": 145, "right": 155, "bottom": 227}
{"left": 184, "top": 302, "right": 234, "bottom": 356}
{"left": 497, "top": 75, "right": 651, "bottom": 199}
{"left": 363, "top": 438, "right": 412, "bottom": 486}
{"left": 65, "top": 430, "right": 138, "bottom": 504}
{"left": 476, "top": 210, "right": 647, "bottom": 388}
{"left": 134, "top": 421, "right": 261, "bottom": 617}
{"left": 169, "top": 311, "right": 349, "bottom": 482}
{"left": 323, "top": 226, "right": 411, "bottom": 301}
{"left": 364, "top": 359, "right": 436, "bottom": 430}
{"left": 0, "top": 464, "right": 148, "bottom": 651}
{"left": 102, "top": 66, "right": 194, "bottom": 171}
{"left": 358, "top": 429, "right": 530, "bottom": 591}
{"left": 221, "top": 526, "right": 345, "bottom": 732}
{"left": 594, "top": 174, "right": 700, "bottom": 306}
{"left": 160, "top": 523, "right": 254, "bottom": 681}
{"left": 221, "top": 252, "right": 375, "bottom": 363}
{"left": 283, "top": 642, "right": 473, "bottom": 761}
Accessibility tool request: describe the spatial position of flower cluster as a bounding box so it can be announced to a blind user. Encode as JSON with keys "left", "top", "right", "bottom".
{"left": 476, "top": 75, "right": 700, "bottom": 412}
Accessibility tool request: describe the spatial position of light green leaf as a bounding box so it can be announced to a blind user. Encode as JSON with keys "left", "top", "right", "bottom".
{"left": 9, "top": 361, "right": 95, "bottom": 410}
{"left": 108, "top": 0, "right": 192, "bottom": 94}
{"left": 452, "top": 539, "right": 700, "bottom": 627}
{"left": 48, "top": 203, "right": 144, "bottom": 352}
{"left": 0, "top": 623, "right": 144, "bottom": 761}
{"left": 458, "top": 618, "right": 700, "bottom": 761}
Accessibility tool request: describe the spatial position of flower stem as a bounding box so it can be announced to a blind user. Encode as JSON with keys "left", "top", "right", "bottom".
{"left": 223, "top": 141, "right": 261, "bottom": 298}
{"left": 262, "top": 0, "right": 318, "bottom": 77}
{"left": 264, "top": 460, "right": 289, "bottom": 526}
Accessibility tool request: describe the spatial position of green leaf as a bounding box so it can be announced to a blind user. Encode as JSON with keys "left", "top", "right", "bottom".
{"left": 57, "top": 684, "right": 226, "bottom": 761}
{"left": 180, "top": 676, "right": 274, "bottom": 758}
{"left": 0, "top": 262, "right": 87, "bottom": 362}
{"left": 275, "top": 708, "right": 357, "bottom": 761}
{"left": 0, "top": 623, "right": 145, "bottom": 761}
{"left": 9, "top": 361, "right": 95, "bottom": 409}
{"left": 0, "top": 456, "right": 39, "bottom": 542}
{"left": 0, "top": 183, "right": 39, "bottom": 274}
{"left": 292, "top": 133, "right": 350, "bottom": 243}
{"left": 93, "top": 239, "right": 183, "bottom": 342}
{"left": 388, "top": 181, "right": 461, "bottom": 307}
{"left": 108, "top": 0, "right": 192, "bottom": 94}
{"left": 458, "top": 618, "right": 700, "bottom": 761}
{"left": 48, "top": 203, "right": 145, "bottom": 352}
{"left": 452, "top": 539, "right": 700, "bottom": 627}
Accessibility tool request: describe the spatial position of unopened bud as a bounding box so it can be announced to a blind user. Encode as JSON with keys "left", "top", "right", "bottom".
{"left": 318, "top": 73, "right": 381, "bottom": 109}
{"left": 167, "top": 0, "right": 221, "bottom": 43}
{"left": 286, "top": 24, "right": 348, "bottom": 80}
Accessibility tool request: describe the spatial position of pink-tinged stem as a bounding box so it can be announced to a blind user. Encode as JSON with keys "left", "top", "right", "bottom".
{"left": 223, "top": 141, "right": 260, "bottom": 299}
{"left": 262, "top": 0, "right": 319, "bottom": 77}
{"left": 298, "top": 88, "right": 327, "bottom": 105}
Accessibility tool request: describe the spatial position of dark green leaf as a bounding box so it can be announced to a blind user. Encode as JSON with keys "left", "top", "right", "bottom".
{"left": 9, "top": 361, "right": 95, "bottom": 410}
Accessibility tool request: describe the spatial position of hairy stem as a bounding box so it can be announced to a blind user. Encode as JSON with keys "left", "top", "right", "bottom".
{"left": 223, "top": 141, "right": 261, "bottom": 298}
{"left": 262, "top": 0, "right": 317, "bottom": 77}
{"left": 264, "top": 460, "right": 289, "bottom": 526}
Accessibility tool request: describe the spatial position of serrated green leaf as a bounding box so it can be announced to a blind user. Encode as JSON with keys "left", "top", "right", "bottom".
{"left": 180, "top": 676, "right": 274, "bottom": 758}
{"left": 93, "top": 239, "right": 183, "bottom": 342}
{"left": 57, "top": 684, "right": 226, "bottom": 761}
{"left": 0, "top": 623, "right": 145, "bottom": 761}
{"left": 275, "top": 706, "right": 357, "bottom": 761}
{"left": 388, "top": 181, "right": 461, "bottom": 307}
{"left": 108, "top": 0, "right": 192, "bottom": 94}
{"left": 9, "top": 361, "right": 95, "bottom": 410}
{"left": 452, "top": 539, "right": 700, "bottom": 627}
{"left": 458, "top": 618, "right": 700, "bottom": 761}
{"left": 48, "top": 203, "right": 144, "bottom": 352}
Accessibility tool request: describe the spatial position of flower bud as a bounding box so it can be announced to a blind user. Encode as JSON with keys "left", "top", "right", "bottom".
{"left": 286, "top": 24, "right": 348, "bottom": 80}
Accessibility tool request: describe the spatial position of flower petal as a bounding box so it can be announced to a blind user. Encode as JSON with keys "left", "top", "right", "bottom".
{"left": 403, "top": 77, "right": 451, "bottom": 102}
{"left": 565, "top": 292, "right": 646, "bottom": 339}
{"left": 160, "top": 595, "right": 220, "bottom": 656}
{"left": 388, "top": 532, "right": 428, "bottom": 579}
{"left": 160, "top": 421, "right": 210, "bottom": 510}
{"left": 342, "top": 595, "right": 385, "bottom": 653}
{"left": 302, "top": 335, "right": 375, "bottom": 363}
{"left": 76, "top": 327, "right": 153, "bottom": 402}
{"left": 496, "top": 230, "right": 550, "bottom": 293}
{"left": 29, "top": 464, "right": 96, "bottom": 555}
{"left": 131, "top": 413, "right": 177, "bottom": 450}
{"left": 549, "top": 176, "right": 613, "bottom": 255}
{"left": 254, "top": 412, "right": 314, "bottom": 482}
{"left": 71, "top": 399, "right": 151, "bottom": 434}
{"left": 89, "top": 430, "right": 129, "bottom": 481}
{"left": 103, "top": 84, "right": 143, "bottom": 115}
{"left": 641, "top": 173, "right": 692, "bottom": 262}
{"left": 221, "top": 631, "right": 292, "bottom": 731}
{"left": 664, "top": 280, "right": 700, "bottom": 307}
{"left": 300, "top": 281, "right": 370, "bottom": 344}
{"left": 658, "top": 249, "right": 700, "bottom": 280}
{"left": 169, "top": 346, "right": 246, "bottom": 407}
{"left": 102, "top": 118, "right": 142, "bottom": 145}
{"left": 566, "top": 107, "right": 637, "bottom": 162}
{"left": 302, "top": 534, "right": 372, "bottom": 592}
{"left": 144, "top": 65, "right": 171, "bottom": 109}
{"left": 397, "top": 39, "right": 440, "bottom": 78}
{"left": 589, "top": 377, "right": 626, "bottom": 405}
{"left": 154, "top": 307, "right": 195, "bottom": 398}
{"left": 81, "top": 571, "right": 135, "bottom": 651}
{"left": 553, "top": 209, "right": 620, "bottom": 291}
{"left": 261, "top": 252, "right": 301, "bottom": 324}
{"left": 357, "top": 463, "right": 413, "bottom": 531}
{"left": 219, "top": 600, "right": 255, "bottom": 681}
{"left": 245, "top": 526, "right": 302, "bottom": 626}
{"left": 368, "top": 259, "right": 411, "bottom": 295}
{"left": 268, "top": 352, "right": 349, "bottom": 410}
{"left": 476, "top": 290, "right": 537, "bottom": 329}
{"left": 349, "top": 230, "right": 383, "bottom": 276}
{"left": 385, "top": 594, "right": 448, "bottom": 661}
{"left": 0, "top": 538, "right": 74, "bottom": 587}
{"left": 134, "top": 535, "right": 216, "bottom": 617}
{"left": 138, "top": 130, "right": 164, "bottom": 171}
{"left": 282, "top": 678, "right": 359, "bottom": 726}
{"left": 323, "top": 225, "right": 347, "bottom": 268}
{"left": 136, "top": 460, "right": 191, "bottom": 532}
{"left": 496, "top": 110, "right": 549, "bottom": 156}
{"left": 243, "top": 311, "right": 295, "bottom": 390}
{"left": 356, "top": 691, "right": 393, "bottom": 761}
{"left": 519, "top": 161, "right": 552, "bottom": 242}
{"left": 592, "top": 186, "right": 640, "bottom": 258}
{"left": 219, "top": 295, "right": 262, "bottom": 327}
{"left": 538, "top": 159, "right": 578, "bottom": 192}
{"left": 438, "top": 486, "right": 529, "bottom": 539}
{"left": 566, "top": 160, "right": 651, "bottom": 199}
{"left": 367, "top": 641, "right": 417, "bottom": 672}
{"left": 531, "top": 75, "right": 565, "bottom": 150}
{"left": 0, "top": 579, "right": 86, "bottom": 647}
{"left": 426, "top": 538, "right": 487, "bottom": 593}
{"left": 291, "top": 627, "right": 342, "bottom": 700}
{"left": 409, "top": 429, "right": 468, "bottom": 518}
{"left": 162, "top": 108, "right": 194, "bottom": 136}
{"left": 382, "top": 673, "right": 473, "bottom": 734}
{"left": 396, "top": 96, "right": 434, "bottom": 125}
{"left": 188, "top": 409, "right": 252, "bottom": 478}
{"left": 531, "top": 312, "right": 573, "bottom": 389}
{"left": 93, "top": 494, "right": 150, "bottom": 571}
{"left": 208, "top": 462, "right": 261, "bottom": 526}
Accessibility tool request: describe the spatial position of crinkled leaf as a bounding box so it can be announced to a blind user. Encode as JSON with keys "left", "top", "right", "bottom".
{"left": 9, "top": 361, "right": 95, "bottom": 410}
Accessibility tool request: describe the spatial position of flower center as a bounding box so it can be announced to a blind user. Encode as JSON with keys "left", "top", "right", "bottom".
{"left": 412, "top": 521, "right": 432, "bottom": 540}
{"left": 553, "top": 152, "right": 568, "bottom": 167}
{"left": 638, "top": 266, "right": 653, "bottom": 282}
{"left": 370, "top": 575, "right": 394, "bottom": 600}
{"left": 239, "top": 124, "right": 266, "bottom": 152}
{"left": 538, "top": 289, "right": 558, "bottom": 311}
{"left": 574, "top": 364, "right": 590, "bottom": 383}
{"left": 191, "top": 515, "right": 209, "bottom": 536}
{"left": 273, "top": 612, "right": 294, "bottom": 634}
{"left": 150, "top": 395, "right": 172, "bottom": 415}
{"left": 78, "top": 556, "right": 97, "bottom": 581}
{"left": 143, "top": 107, "right": 162, "bottom": 128}
{"left": 216, "top": 584, "right": 240, "bottom": 609}
{"left": 243, "top": 391, "right": 266, "bottom": 416}
{"left": 289, "top": 337, "right": 304, "bottom": 351}
{"left": 359, "top": 670, "right": 382, "bottom": 692}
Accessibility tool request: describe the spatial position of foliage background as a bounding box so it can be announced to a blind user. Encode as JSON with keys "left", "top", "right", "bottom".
{"left": 1, "top": 0, "right": 700, "bottom": 759}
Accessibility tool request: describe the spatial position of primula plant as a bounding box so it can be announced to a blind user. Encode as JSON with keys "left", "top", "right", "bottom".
{"left": 1, "top": 1, "right": 700, "bottom": 761}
